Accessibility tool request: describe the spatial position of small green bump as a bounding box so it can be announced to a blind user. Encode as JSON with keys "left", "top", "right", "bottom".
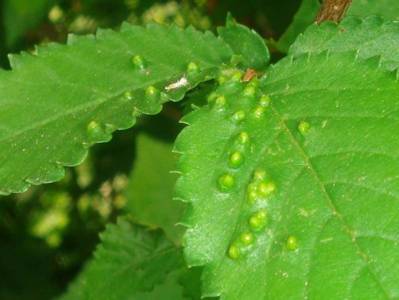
{"left": 215, "top": 95, "right": 226, "bottom": 108}
{"left": 218, "top": 173, "right": 235, "bottom": 191}
{"left": 87, "top": 121, "right": 104, "bottom": 141}
{"left": 240, "top": 232, "right": 254, "bottom": 245}
{"left": 298, "top": 121, "right": 310, "bottom": 135}
{"left": 131, "top": 54, "right": 146, "bottom": 70}
{"left": 254, "top": 169, "right": 266, "bottom": 180}
{"left": 124, "top": 91, "right": 133, "bottom": 100}
{"left": 247, "top": 182, "right": 259, "bottom": 203}
{"left": 87, "top": 120, "right": 100, "bottom": 133}
{"left": 145, "top": 86, "right": 159, "bottom": 98}
{"left": 187, "top": 62, "right": 199, "bottom": 73}
{"left": 238, "top": 132, "right": 249, "bottom": 144}
{"left": 247, "top": 78, "right": 259, "bottom": 88}
{"left": 286, "top": 235, "right": 298, "bottom": 251}
{"left": 253, "top": 106, "right": 265, "bottom": 118}
{"left": 259, "top": 95, "right": 271, "bottom": 107}
{"left": 249, "top": 209, "right": 268, "bottom": 231}
{"left": 228, "top": 244, "right": 240, "bottom": 259}
{"left": 229, "top": 151, "right": 244, "bottom": 168}
{"left": 247, "top": 182, "right": 258, "bottom": 193}
{"left": 243, "top": 85, "right": 256, "bottom": 97}
{"left": 258, "top": 181, "right": 276, "bottom": 197}
{"left": 230, "top": 70, "right": 243, "bottom": 82}
{"left": 247, "top": 190, "right": 258, "bottom": 204}
{"left": 232, "top": 110, "right": 246, "bottom": 122}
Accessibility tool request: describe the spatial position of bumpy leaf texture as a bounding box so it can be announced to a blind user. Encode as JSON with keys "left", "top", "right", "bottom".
{"left": 175, "top": 28, "right": 399, "bottom": 300}
{"left": 0, "top": 23, "right": 233, "bottom": 195}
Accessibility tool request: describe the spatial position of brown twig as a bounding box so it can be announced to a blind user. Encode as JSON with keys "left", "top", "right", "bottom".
{"left": 316, "top": 0, "right": 352, "bottom": 24}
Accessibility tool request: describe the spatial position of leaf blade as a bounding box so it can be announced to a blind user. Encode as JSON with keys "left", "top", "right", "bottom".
{"left": 0, "top": 23, "right": 233, "bottom": 195}
{"left": 60, "top": 218, "right": 186, "bottom": 300}
{"left": 348, "top": 0, "right": 399, "bottom": 21}
{"left": 289, "top": 16, "right": 399, "bottom": 70}
{"left": 277, "top": 0, "right": 399, "bottom": 53}
{"left": 125, "top": 133, "right": 184, "bottom": 244}
{"left": 175, "top": 51, "right": 399, "bottom": 299}
{"left": 218, "top": 16, "right": 270, "bottom": 70}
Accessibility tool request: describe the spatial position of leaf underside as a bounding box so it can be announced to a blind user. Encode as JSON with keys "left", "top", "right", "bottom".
{"left": 0, "top": 23, "right": 233, "bottom": 195}
{"left": 175, "top": 50, "right": 399, "bottom": 299}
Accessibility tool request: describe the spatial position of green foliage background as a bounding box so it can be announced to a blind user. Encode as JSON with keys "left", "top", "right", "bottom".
{"left": 1, "top": 0, "right": 399, "bottom": 299}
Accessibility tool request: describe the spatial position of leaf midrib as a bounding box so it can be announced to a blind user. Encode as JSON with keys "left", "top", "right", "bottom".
{"left": 0, "top": 73, "right": 185, "bottom": 144}
{"left": 268, "top": 104, "right": 392, "bottom": 299}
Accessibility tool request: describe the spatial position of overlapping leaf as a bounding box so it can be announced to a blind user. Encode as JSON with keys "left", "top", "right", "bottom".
{"left": 277, "top": 0, "right": 399, "bottom": 53}
{"left": 218, "top": 15, "right": 270, "bottom": 71}
{"left": 348, "top": 0, "right": 399, "bottom": 21}
{"left": 125, "top": 133, "right": 184, "bottom": 244}
{"left": 0, "top": 23, "right": 233, "bottom": 195}
{"left": 175, "top": 50, "right": 399, "bottom": 299}
{"left": 290, "top": 16, "right": 399, "bottom": 70}
{"left": 60, "top": 218, "right": 185, "bottom": 300}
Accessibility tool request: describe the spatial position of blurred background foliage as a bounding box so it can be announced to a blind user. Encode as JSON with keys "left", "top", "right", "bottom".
{"left": 0, "top": 0, "right": 305, "bottom": 68}
{"left": 2, "top": 0, "right": 382, "bottom": 299}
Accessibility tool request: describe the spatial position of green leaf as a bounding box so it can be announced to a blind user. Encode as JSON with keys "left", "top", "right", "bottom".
{"left": 348, "top": 0, "right": 399, "bottom": 21}
{"left": 175, "top": 52, "right": 399, "bottom": 299}
{"left": 132, "top": 270, "right": 188, "bottom": 300}
{"left": 276, "top": 0, "right": 399, "bottom": 53}
{"left": 60, "top": 218, "right": 185, "bottom": 300}
{"left": 277, "top": 0, "right": 320, "bottom": 52}
{"left": 0, "top": 23, "right": 233, "bottom": 195}
{"left": 218, "top": 15, "right": 270, "bottom": 70}
{"left": 125, "top": 133, "right": 184, "bottom": 244}
{"left": 289, "top": 16, "right": 399, "bottom": 70}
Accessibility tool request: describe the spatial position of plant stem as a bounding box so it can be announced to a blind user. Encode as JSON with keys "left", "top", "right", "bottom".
{"left": 316, "top": 0, "right": 352, "bottom": 24}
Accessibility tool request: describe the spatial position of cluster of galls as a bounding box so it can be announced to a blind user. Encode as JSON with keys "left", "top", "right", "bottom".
{"left": 226, "top": 168, "right": 276, "bottom": 260}
{"left": 207, "top": 69, "right": 299, "bottom": 260}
